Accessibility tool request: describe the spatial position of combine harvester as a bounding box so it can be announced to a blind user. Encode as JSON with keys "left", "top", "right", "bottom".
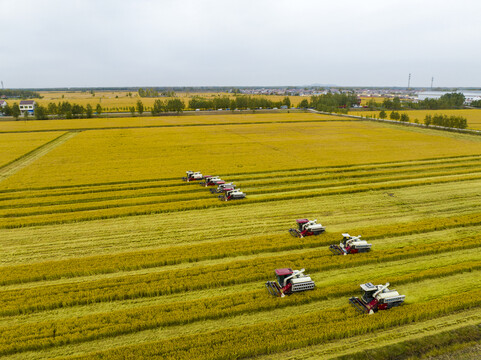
{"left": 329, "top": 233, "right": 372, "bottom": 255}
{"left": 182, "top": 171, "right": 204, "bottom": 182}
{"left": 289, "top": 219, "right": 325, "bottom": 238}
{"left": 349, "top": 282, "right": 405, "bottom": 314}
{"left": 210, "top": 182, "right": 235, "bottom": 194}
{"left": 266, "top": 268, "right": 315, "bottom": 297}
{"left": 201, "top": 176, "right": 225, "bottom": 187}
{"left": 219, "top": 189, "right": 246, "bottom": 201}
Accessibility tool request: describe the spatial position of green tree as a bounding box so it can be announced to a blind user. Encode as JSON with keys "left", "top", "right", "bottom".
{"left": 400, "top": 113, "right": 410, "bottom": 122}
{"left": 282, "top": 96, "right": 291, "bottom": 108}
{"left": 299, "top": 99, "right": 309, "bottom": 108}
{"left": 136, "top": 100, "right": 144, "bottom": 115}
{"left": 389, "top": 111, "right": 400, "bottom": 120}
{"left": 34, "top": 105, "right": 48, "bottom": 120}
{"left": 86, "top": 104, "right": 93, "bottom": 118}
{"left": 151, "top": 99, "right": 164, "bottom": 116}
{"left": 130, "top": 106, "right": 136, "bottom": 116}
{"left": 47, "top": 102, "right": 58, "bottom": 116}
{"left": 379, "top": 110, "right": 387, "bottom": 119}
{"left": 96, "top": 104, "right": 102, "bottom": 115}
{"left": 11, "top": 103, "right": 20, "bottom": 120}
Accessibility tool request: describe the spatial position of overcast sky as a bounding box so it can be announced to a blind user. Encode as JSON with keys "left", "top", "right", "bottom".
{"left": 2, "top": 0, "right": 481, "bottom": 88}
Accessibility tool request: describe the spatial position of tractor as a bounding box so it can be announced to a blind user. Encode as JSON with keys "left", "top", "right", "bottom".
{"left": 219, "top": 189, "right": 246, "bottom": 201}
{"left": 201, "top": 176, "right": 225, "bottom": 187}
{"left": 210, "top": 182, "right": 236, "bottom": 194}
{"left": 182, "top": 171, "right": 203, "bottom": 182}
{"left": 349, "top": 282, "right": 405, "bottom": 314}
{"left": 289, "top": 219, "right": 325, "bottom": 238}
{"left": 329, "top": 233, "right": 372, "bottom": 255}
{"left": 266, "top": 268, "right": 315, "bottom": 297}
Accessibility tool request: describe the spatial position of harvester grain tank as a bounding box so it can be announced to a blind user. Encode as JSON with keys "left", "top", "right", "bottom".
{"left": 289, "top": 219, "right": 325, "bottom": 238}
{"left": 329, "top": 233, "right": 372, "bottom": 255}
{"left": 349, "top": 282, "right": 405, "bottom": 314}
{"left": 182, "top": 171, "right": 203, "bottom": 182}
{"left": 266, "top": 268, "right": 315, "bottom": 297}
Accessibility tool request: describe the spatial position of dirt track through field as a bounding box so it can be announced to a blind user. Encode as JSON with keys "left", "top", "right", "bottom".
{"left": 0, "top": 132, "right": 79, "bottom": 183}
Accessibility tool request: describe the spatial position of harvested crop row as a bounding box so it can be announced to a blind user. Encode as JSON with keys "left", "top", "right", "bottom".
{"left": 58, "top": 288, "right": 481, "bottom": 360}
{"left": 3, "top": 170, "right": 481, "bottom": 229}
{"left": 4, "top": 211, "right": 481, "bottom": 286}
{"left": 2, "top": 153, "right": 481, "bottom": 202}
{"left": 3, "top": 159, "right": 481, "bottom": 210}
{"left": 2, "top": 264, "right": 481, "bottom": 357}
{"left": 2, "top": 237, "right": 481, "bottom": 317}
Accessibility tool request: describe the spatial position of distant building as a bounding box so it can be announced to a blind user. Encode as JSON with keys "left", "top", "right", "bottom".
{"left": 19, "top": 100, "right": 36, "bottom": 115}
{"left": 0, "top": 100, "right": 6, "bottom": 108}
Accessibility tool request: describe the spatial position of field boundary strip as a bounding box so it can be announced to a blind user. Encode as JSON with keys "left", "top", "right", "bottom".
{"left": 308, "top": 109, "right": 481, "bottom": 136}
{"left": 0, "top": 131, "right": 80, "bottom": 184}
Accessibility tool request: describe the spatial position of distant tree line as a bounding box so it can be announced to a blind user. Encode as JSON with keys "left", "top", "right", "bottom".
{"left": 188, "top": 95, "right": 291, "bottom": 111}
{"left": 138, "top": 88, "right": 176, "bottom": 98}
{"left": 367, "top": 93, "right": 467, "bottom": 111}
{"left": 308, "top": 92, "right": 359, "bottom": 113}
{"left": 0, "top": 89, "right": 40, "bottom": 98}
{"left": 471, "top": 100, "right": 481, "bottom": 108}
{"left": 424, "top": 114, "right": 467, "bottom": 129}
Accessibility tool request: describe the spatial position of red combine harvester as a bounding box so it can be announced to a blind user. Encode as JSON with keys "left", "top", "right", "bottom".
{"left": 329, "top": 233, "right": 372, "bottom": 255}
{"left": 289, "top": 219, "right": 325, "bottom": 238}
{"left": 219, "top": 189, "right": 246, "bottom": 201}
{"left": 349, "top": 282, "right": 405, "bottom": 314}
{"left": 201, "top": 176, "right": 225, "bottom": 187}
{"left": 210, "top": 182, "right": 236, "bottom": 194}
{"left": 182, "top": 171, "right": 203, "bottom": 182}
{"left": 266, "top": 268, "right": 315, "bottom": 297}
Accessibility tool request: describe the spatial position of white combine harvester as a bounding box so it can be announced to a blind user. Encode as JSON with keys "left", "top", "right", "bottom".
{"left": 329, "top": 233, "right": 372, "bottom": 255}
{"left": 266, "top": 268, "right": 315, "bottom": 297}
{"left": 182, "top": 171, "right": 204, "bottom": 182}
{"left": 219, "top": 189, "right": 246, "bottom": 201}
{"left": 288, "top": 219, "right": 326, "bottom": 238}
{"left": 349, "top": 282, "right": 405, "bottom": 314}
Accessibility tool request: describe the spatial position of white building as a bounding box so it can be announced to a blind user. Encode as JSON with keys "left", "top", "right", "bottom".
{"left": 0, "top": 100, "right": 6, "bottom": 109}
{"left": 19, "top": 100, "right": 36, "bottom": 115}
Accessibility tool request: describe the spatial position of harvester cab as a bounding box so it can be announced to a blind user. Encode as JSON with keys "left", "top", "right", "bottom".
{"left": 329, "top": 233, "right": 372, "bottom": 255}
{"left": 219, "top": 189, "right": 246, "bottom": 201}
{"left": 182, "top": 171, "right": 203, "bottom": 182}
{"left": 289, "top": 219, "right": 325, "bottom": 238}
{"left": 349, "top": 282, "right": 405, "bottom": 314}
{"left": 210, "top": 182, "right": 236, "bottom": 194}
{"left": 266, "top": 268, "right": 315, "bottom": 297}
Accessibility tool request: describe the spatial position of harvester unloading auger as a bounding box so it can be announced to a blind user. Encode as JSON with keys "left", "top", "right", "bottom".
{"left": 329, "top": 233, "right": 372, "bottom": 255}
{"left": 266, "top": 268, "right": 315, "bottom": 297}
{"left": 289, "top": 219, "right": 325, "bottom": 238}
{"left": 349, "top": 282, "right": 405, "bottom": 314}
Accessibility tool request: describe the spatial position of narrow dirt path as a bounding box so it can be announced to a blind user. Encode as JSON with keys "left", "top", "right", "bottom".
{"left": 0, "top": 131, "right": 80, "bottom": 183}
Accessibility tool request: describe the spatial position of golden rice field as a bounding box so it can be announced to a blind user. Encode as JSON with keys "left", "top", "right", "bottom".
{"left": 2, "top": 91, "right": 306, "bottom": 111}
{"left": 350, "top": 108, "right": 481, "bottom": 129}
{"left": 1, "top": 112, "right": 481, "bottom": 359}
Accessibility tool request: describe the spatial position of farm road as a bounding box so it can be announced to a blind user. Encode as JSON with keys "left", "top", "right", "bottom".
{"left": 0, "top": 131, "right": 80, "bottom": 183}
